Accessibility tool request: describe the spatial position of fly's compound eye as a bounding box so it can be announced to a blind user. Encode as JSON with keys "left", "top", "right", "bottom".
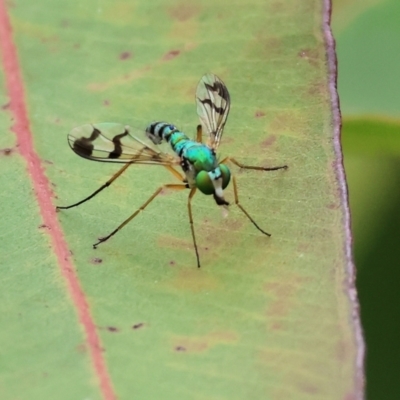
{"left": 219, "top": 163, "right": 231, "bottom": 189}
{"left": 195, "top": 171, "right": 214, "bottom": 195}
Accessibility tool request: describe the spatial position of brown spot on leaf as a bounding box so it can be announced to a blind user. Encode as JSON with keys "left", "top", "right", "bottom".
{"left": 91, "top": 258, "right": 103, "bottom": 265}
{"left": 103, "top": 100, "right": 110, "bottom": 106}
{"left": 107, "top": 326, "right": 118, "bottom": 332}
{"left": 1, "top": 147, "right": 13, "bottom": 155}
{"left": 260, "top": 135, "right": 277, "bottom": 148}
{"left": 255, "top": 110, "right": 265, "bottom": 118}
{"left": 1, "top": 102, "right": 10, "bottom": 110}
{"left": 168, "top": 3, "right": 200, "bottom": 21}
{"left": 172, "top": 331, "right": 238, "bottom": 353}
{"left": 119, "top": 51, "right": 132, "bottom": 60}
{"left": 175, "top": 346, "right": 186, "bottom": 352}
{"left": 168, "top": 268, "right": 219, "bottom": 292}
{"left": 163, "top": 50, "right": 180, "bottom": 61}
{"left": 265, "top": 275, "right": 309, "bottom": 325}
{"left": 133, "top": 323, "right": 144, "bottom": 330}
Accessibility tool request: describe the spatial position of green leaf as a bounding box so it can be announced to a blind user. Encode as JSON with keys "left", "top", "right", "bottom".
{"left": 1, "top": 0, "right": 362, "bottom": 399}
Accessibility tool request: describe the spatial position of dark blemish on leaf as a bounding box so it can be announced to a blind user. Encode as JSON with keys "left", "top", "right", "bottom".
{"left": 119, "top": 51, "right": 132, "bottom": 60}
{"left": 1, "top": 102, "right": 10, "bottom": 110}
{"left": 261, "top": 135, "right": 277, "bottom": 148}
{"left": 107, "top": 326, "right": 119, "bottom": 332}
{"left": 1, "top": 147, "right": 13, "bottom": 155}
{"left": 91, "top": 257, "right": 103, "bottom": 265}
{"left": 38, "top": 224, "right": 48, "bottom": 229}
{"left": 255, "top": 110, "right": 265, "bottom": 118}
{"left": 44, "top": 159, "right": 53, "bottom": 165}
{"left": 175, "top": 346, "right": 186, "bottom": 352}
{"left": 169, "top": 260, "right": 175, "bottom": 266}
{"left": 163, "top": 50, "right": 180, "bottom": 61}
{"left": 133, "top": 323, "right": 144, "bottom": 330}
{"left": 103, "top": 100, "right": 110, "bottom": 106}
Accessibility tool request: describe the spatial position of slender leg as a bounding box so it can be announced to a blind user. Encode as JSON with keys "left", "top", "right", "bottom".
{"left": 187, "top": 188, "right": 200, "bottom": 268}
{"left": 221, "top": 156, "right": 288, "bottom": 172}
{"left": 57, "top": 162, "right": 133, "bottom": 210}
{"left": 196, "top": 124, "right": 203, "bottom": 143}
{"left": 163, "top": 165, "right": 186, "bottom": 182}
{"left": 93, "top": 183, "right": 187, "bottom": 248}
{"left": 232, "top": 175, "right": 271, "bottom": 237}
{"left": 58, "top": 163, "right": 186, "bottom": 211}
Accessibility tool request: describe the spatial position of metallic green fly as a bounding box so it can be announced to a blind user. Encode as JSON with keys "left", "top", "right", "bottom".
{"left": 57, "top": 73, "right": 287, "bottom": 267}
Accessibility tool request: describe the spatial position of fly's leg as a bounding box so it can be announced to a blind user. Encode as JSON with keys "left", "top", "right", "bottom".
{"left": 93, "top": 183, "right": 187, "bottom": 248}
{"left": 221, "top": 156, "right": 288, "bottom": 172}
{"left": 187, "top": 188, "right": 200, "bottom": 268}
{"left": 232, "top": 175, "right": 271, "bottom": 236}
{"left": 196, "top": 124, "right": 203, "bottom": 143}
{"left": 57, "top": 162, "right": 133, "bottom": 210}
{"left": 57, "top": 163, "right": 185, "bottom": 211}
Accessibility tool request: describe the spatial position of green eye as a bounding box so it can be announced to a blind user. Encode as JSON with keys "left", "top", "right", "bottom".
{"left": 195, "top": 171, "right": 214, "bottom": 195}
{"left": 220, "top": 164, "right": 231, "bottom": 189}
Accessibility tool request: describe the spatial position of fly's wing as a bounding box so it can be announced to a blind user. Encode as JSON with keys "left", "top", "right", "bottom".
{"left": 67, "top": 123, "right": 179, "bottom": 165}
{"left": 195, "top": 73, "right": 231, "bottom": 149}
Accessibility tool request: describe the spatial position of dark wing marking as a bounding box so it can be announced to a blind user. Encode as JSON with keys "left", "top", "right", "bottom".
{"left": 195, "top": 73, "right": 231, "bottom": 149}
{"left": 68, "top": 123, "right": 179, "bottom": 165}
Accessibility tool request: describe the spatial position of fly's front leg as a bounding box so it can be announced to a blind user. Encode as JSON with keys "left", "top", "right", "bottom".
{"left": 93, "top": 183, "right": 187, "bottom": 248}
{"left": 232, "top": 176, "right": 271, "bottom": 236}
{"left": 221, "top": 156, "right": 287, "bottom": 172}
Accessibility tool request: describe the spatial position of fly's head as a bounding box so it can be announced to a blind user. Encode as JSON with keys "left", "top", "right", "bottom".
{"left": 195, "top": 164, "right": 231, "bottom": 205}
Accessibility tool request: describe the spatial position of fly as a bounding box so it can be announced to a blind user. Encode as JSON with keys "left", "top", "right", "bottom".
{"left": 57, "top": 74, "right": 287, "bottom": 268}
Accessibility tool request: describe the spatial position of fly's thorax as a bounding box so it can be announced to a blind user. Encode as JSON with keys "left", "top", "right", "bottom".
{"left": 185, "top": 145, "right": 217, "bottom": 172}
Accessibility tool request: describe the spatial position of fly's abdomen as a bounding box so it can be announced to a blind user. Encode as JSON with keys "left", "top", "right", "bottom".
{"left": 146, "top": 122, "right": 177, "bottom": 145}
{"left": 146, "top": 121, "right": 191, "bottom": 156}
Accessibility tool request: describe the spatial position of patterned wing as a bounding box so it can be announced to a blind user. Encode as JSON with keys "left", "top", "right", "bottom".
{"left": 67, "top": 123, "right": 179, "bottom": 165}
{"left": 196, "top": 73, "right": 231, "bottom": 149}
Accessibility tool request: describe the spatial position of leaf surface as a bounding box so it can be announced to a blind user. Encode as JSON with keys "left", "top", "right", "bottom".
{"left": 0, "top": 0, "right": 363, "bottom": 399}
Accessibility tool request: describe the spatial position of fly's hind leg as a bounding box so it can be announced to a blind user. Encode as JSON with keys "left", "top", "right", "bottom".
{"left": 57, "top": 162, "right": 133, "bottom": 210}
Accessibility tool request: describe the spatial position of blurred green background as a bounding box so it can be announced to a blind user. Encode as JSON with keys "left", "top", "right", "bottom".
{"left": 332, "top": 0, "right": 400, "bottom": 398}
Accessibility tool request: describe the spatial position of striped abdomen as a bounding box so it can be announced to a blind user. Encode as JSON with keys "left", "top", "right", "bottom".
{"left": 146, "top": 121, "right": 192, "bottom": 157}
